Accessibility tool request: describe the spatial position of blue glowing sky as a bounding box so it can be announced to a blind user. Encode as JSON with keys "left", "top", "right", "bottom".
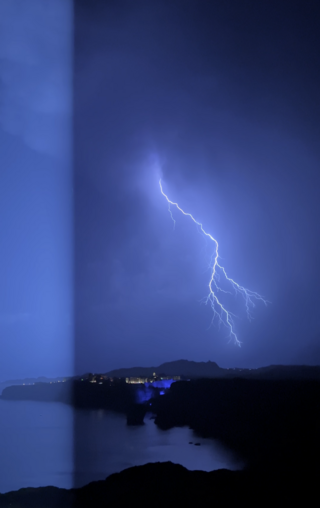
{"left": 1, "top": 0, "right": 320, "bottom": 380}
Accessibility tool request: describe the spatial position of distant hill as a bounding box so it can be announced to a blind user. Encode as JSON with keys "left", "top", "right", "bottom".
{"left": 2, "top": 361, "right": 320, "bottom": 396}
{"left": 105, "top": 359, "right": 229, "bottom": 379}
{"left": 240, "top": 364, "right": 320, "bottom": 380}
{"left": 105, "top": 359, "right": 320, "bottom": 380}
{"left": 0, "top": 376, "right": 70, "bottom": 396}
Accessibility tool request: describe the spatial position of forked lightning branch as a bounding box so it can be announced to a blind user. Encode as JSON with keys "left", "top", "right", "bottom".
{"left": 159, "top": 180, "right": 267, "bottom": 346}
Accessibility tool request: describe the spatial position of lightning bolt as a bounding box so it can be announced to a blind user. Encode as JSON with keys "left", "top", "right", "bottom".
{"left": 159, "top": 180, "right": 268, "bottom": 346}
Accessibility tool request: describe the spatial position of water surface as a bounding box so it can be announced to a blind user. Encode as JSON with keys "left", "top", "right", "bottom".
{"left": 0, "top": 399, "right": 240, "bottom": 493}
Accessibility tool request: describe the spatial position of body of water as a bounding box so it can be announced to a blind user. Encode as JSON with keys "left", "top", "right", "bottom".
{"left": 0, "top": 399, "right": 241, "bottom": 493}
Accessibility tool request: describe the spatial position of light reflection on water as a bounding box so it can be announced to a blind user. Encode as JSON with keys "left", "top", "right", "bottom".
{"left": 0, "top": 399, "right": 241, "bottom": 493}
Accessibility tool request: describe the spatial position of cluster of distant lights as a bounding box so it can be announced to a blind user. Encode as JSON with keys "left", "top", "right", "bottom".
{"left": 159, "top": 180, "right": 268, "bottom": 345}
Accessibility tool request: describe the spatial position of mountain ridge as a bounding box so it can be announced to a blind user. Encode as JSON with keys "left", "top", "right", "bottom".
{"left": 104, "top": 359, "right": 320, "bottom": 380}
{"left": 104, "top": 359, "right": 224, "bottom": 378}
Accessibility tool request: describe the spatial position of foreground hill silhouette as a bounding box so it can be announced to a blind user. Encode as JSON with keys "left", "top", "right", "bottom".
{"left": 0, "top": 461, "right": 316, "bottom": 507}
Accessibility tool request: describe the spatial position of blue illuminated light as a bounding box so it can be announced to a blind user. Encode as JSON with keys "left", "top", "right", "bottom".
{"left": 135, "top": 379, "right": 176, "bottom": 403}
{"left": 145, "top": 379, "right": 176, "bottom": 389}
{"left": 159, "top": 180, "right": 268, "bottom": 345}
{"left": 135, "top": 386, "right": 155, "bottom": 404}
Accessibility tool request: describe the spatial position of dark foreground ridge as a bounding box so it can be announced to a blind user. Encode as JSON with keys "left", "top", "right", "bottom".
{"left": 0, "top": 462, "right": 317, "bottom": 507}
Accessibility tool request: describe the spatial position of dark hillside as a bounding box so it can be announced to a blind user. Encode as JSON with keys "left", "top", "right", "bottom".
{"left": 152, "top": 378, "right": 320, "bottom": 472}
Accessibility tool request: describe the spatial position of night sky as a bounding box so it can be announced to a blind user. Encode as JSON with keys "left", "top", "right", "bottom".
{"left": 1, "top": 0, "right": 320, "bottom": 381}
